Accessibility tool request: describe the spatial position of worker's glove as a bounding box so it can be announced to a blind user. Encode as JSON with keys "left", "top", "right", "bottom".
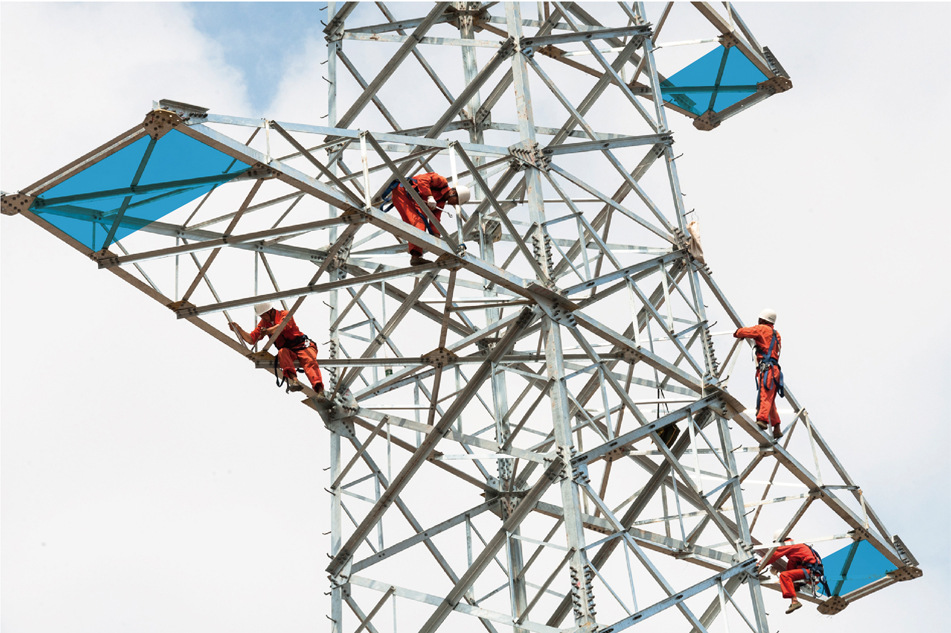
{"left": 426, "top": 196, "right": 437, "bottom": 210}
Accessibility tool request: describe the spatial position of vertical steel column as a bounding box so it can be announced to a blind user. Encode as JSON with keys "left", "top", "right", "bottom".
{"left": 326, "top": 3, "right": 343, "bottom": 631}
{"left": 457, "top": 2, "right": 529, "bottom": 628}
{"left": 505, "top": 2, "right": 595, "bottom": 627}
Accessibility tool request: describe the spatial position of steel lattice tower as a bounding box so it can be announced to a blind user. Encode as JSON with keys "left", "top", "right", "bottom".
{"left": 1, "top": 3, "right": 921, "bottom": 632}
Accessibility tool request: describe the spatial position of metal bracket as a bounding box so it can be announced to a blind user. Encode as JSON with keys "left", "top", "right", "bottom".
{"left": 156, "top": 99, "right": 209, "bottom": 123}
{"left": 757, "top": 75, "right": 793, "bottom": 95}
{"left": 142, "top": 109, "right": 184, "bottom": 140}
{"left": 693, "top": 110, "right": 721, "bottom": 132}
{"left": 887, "top": 565, "right": 923, "bottom": 582}
{"left": 718, "top": 32, "right": 741, "bottom": 49}
{"left": 244, "top": 163, "right": 280, "bottom": 180}
{"left": 341, "top": 207, "right": 371, "bottom": 225}
{"left": 763, "top": 46, "right": 790, "bottom": 79}
{"left": 1, "top": 192, "right": 34, "bottom": 216}
{"left": 435, "top": 252, "right": 466, "bottom": 270}
{"left": 816, "top": 595, "right": 849, "bottom": 615}
{"left": 892, "top": 534, "right": 919, "bottom": 566}
{"left": 422, "top": 346, "right": 459, "bottom": 369}
{"left": 91, "top": 249, "right": 119, "bottom": 269}
{"left": 168, "top": 299, "right": 198, "bottom": 318}
{"left": 509, "top": 142, "right": 551, "bottom": 172}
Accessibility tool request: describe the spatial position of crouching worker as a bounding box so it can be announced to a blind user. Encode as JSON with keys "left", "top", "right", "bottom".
{"left": 229, "top": 302, "right": 325, "bottom": 397}
{"left": 762, "top": 533, "right": 827, "bottom": 614}
{"left": 383, "top": 172, "right": 470, "bottom": 266}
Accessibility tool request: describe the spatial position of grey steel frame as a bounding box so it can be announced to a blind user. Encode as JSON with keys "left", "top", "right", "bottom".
{"left": 0, "top": 2, "right": 921, "bottom": 632}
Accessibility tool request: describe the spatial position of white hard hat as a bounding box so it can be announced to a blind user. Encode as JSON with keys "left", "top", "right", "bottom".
{"left": 454, "top": 184, "right": 471, "bottom": 205}
{"left": 759, "top": 308, "right": 777, "bottom": 324}
{"left": 254, "top": 302, "right": 273, "bottom": 316}
{"left": 773, "top": 529, "right": 792, "bottom": 543}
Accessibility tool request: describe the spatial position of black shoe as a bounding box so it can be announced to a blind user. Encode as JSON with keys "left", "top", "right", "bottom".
{"left": 410, "top": 255, "right": 430, "bottom": 266}
{"left": 756, "top": 420, "right": 769, "bottom": 431}
{"left": 286, "top": 377, "right": 304, "bottom": 392}
{"left": 772, "top": 425, "right": 783, "bottom": 440}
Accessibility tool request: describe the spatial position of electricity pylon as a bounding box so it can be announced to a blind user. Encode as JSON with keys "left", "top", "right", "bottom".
{"left": 1, "top": 3, "right": 920, "bottom": 632}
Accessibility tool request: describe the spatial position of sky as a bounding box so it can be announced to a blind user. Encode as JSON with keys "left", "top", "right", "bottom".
{"left": 2, "top": 2, "right": 949, "bottom": 633}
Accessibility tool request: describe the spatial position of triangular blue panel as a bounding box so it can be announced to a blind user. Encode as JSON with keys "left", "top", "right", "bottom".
{"left": 818, "top": 539, "right": 898, "bottom": 596}
{"left": 31, "top": 130, "right": 250, "bottom": 250}
{"left": 660, "top": 45, "right": 767, "bottom": 116}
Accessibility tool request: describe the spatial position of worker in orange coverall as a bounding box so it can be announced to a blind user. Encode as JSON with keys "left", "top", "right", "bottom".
{"left": 229, "top": 302, "right": 325, "bottom": 397}
{"left": 762, "top": 533, "right": 820, "bottom": 614}
{"left": 389, "top": 172, "right": 470, "bottom": 266}
{"left": 734, "top": 308, "right": 785, "bottom": 439}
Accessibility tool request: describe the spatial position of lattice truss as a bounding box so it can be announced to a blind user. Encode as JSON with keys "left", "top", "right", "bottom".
{"left": 0, "top": 2, "right": 921, "bottom": 633}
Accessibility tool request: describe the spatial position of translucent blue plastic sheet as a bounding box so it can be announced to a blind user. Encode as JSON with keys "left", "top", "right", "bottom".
{"left": 818, "top": 539, "right": 898, "bottom": 597}
{"left": 660, "top": 44, "right": 767, "bottom": 116}
{"left": 31, "top": 129, "right": 250, "bottom": 250}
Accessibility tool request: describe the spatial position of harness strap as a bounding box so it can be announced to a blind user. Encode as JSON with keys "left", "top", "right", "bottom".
{"left": 379, "top": 177, "right": 418, "bottom": 213}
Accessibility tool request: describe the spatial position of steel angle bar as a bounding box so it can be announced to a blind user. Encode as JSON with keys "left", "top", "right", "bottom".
{"left": 177, "top": 123, "right": 358, "bottom": 212}
{"left": 108, "top": 217, "right": 348, "bottom": 267}
{"left": 573, "top": 395, "right": 722, "bottom": 466}
{"left": 351, "top": 406, "right": 552, "bottom": 465}
{"left": 269, "top": 121, "right": 364, "bottom": 206}
{"left": 572, "top": 311, "right": 700, "bottom": 392}
{"left": 335, "top": 3, "right": 450, "bottom": 129}
{"left": 351, "top": 502, "right": 495, "bottom": 574}
{"left": 343, "top": 597, "right": 383, "bottom": 633}
{"left": 334, "top": 269, "right": 438, "bottom": 394}
{"left": 16, "top": 125, "right": 147, "bottom": 199}
{"left": 547, "top": 164, "right": 674, "bottom": 244}
{"left": 180, "top": 179, "right": 262, "bottom": 303}
{"left": 603, "top": 562, "right": 758, "bottom": 633}
{"left": 576, "top": 483, "right": 711, "bottom": 631}
{"left": 691, "top": 3, "right": 774, "bottom": 77}
{"left": 342, "top": 31, "right": 502, "bottom": 48}
{"left": 522, "top": 24, "right": 652, "bottom": 48}
{"left": 327, "top": 309, "right": 535, "bottom": 577}
{"left": 718, "top": 393, "right": 904, "bottom": 566}
{"left": 562, "top": 250, "right": 684, "bottom": 296}
{"left": 179, "top": 259, "right": 433, "bottom": 318}
{"left": 361, "top": 134, "right": 461, "bottom": 253}
{"left": 543, "top": 133, "right": 671, "bottom": 155}
{"left": 417, "top": 457, "right": 563, "bottom": 633}
{"left": 349, "top": 575, "right": 557, "bottom": 633}
{"left": 454, "top": 145, "right": 550, "bottom": 281}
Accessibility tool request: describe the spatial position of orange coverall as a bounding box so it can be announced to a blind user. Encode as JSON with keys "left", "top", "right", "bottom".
{"left": 391, "top": 172, "right": 452, "bottom": 256}
{"left": 766, "top": 543, "right": 818, "bottom": 598}
{"left": 734, "top": 323, "right": 782, "bottom": 428}
{"left": 250, "top": 310, "right": 324, "bottom": 390}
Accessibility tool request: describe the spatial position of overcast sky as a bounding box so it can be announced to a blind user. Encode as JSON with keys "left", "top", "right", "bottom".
{"left": 2, "top": 3, "right": 949, "bottom": 633}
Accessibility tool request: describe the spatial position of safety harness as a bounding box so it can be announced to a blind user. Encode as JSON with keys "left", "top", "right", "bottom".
{"left": 755, "top": 329, "right": 785, "bottom": 399}
{"left": 806, "top": 546, "right": 832, "bottom": 596}
{"left": 271, "top": 334, "right": 312, "bottom": 390}
{"left": 379, "top": 177, "right": 443, "bottom": 235}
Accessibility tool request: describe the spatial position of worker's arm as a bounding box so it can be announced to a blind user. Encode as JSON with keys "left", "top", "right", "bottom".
{"left": 734, "top": 325, "right": 758, "bottom": 340}
{"left": 229, "top": 322, "right": 255, "bottom": 345}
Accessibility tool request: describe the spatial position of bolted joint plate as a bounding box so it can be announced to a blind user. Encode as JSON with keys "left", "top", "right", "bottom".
{"left": 758, "top": 75, "right": 793, "bottom": 95}
{"left": 422, "top": 346, "right": 458, "bottom": 369}
{"left": 168, "top": 299, "right": 198, "bottom": 318}
{"left": 1, "top": 192, "right": 34, "bottom": 216}
{"left": 143, "top": 109, "right": 184, "bottom": 140}
{"left": 341, "top": 207, "right": 371, "bottom": 225}
{"left": 816, "top": 595, "right": 849, "bottom": 615}
{"left": 888, "top": 566, "right": 923, "bottom": 582}
{"left": 91, "top": 249, "right": 119, "bottom": 269}
{"left": 693, "top": 110, "right": 721, "bottom": 131}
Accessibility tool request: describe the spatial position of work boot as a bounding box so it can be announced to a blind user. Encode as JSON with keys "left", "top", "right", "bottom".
{"left": 410, "top": 254, "right": 430, "bottom": 266}
{"left": 785, "top": 601, "right": 802, "bottom": 614}
{"left": 286, "top": 377, "right": 304, "bottom": 392}
{"left": 772, "top": 425, "right": 783, "bottom": 440}
{"left": 756, "top": 420, "right": 769, "bottom": 431}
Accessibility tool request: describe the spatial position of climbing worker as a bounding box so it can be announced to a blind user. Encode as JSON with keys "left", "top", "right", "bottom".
{"left": 762, "top": 533, "right": 827, "bottom": 614}
{"left": 734, "top": 308, "right": 785, "bottom": 439}
{"left": 229, "top": 302, "right": 326, "bottom": 397}
{"left": 382, "top": 172, "right": 470, "bottom": 266}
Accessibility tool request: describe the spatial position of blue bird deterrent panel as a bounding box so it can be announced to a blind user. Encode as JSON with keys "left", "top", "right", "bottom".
{"left": 30, "top": 130, "right": 250, "bottom": 251}
{"left": 818, "top": 539, "right": 898, "bottom": 597}
{"left": 660, "top": 44, "right": 767, "bottom": 116}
